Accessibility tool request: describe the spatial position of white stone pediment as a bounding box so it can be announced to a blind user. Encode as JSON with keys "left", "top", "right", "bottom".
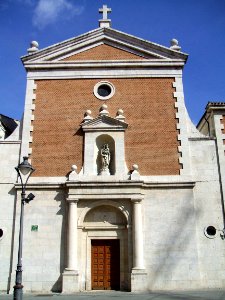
{"left": 21, "top": 27, "right": 188, "bottom": 67}
{"left": 81, "top": 115, "right": 128, "bottom": 132}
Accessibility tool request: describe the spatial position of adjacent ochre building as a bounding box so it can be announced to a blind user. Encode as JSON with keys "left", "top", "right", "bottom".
{"left": 1, "top": 6, "right": 225, "bottom": 294}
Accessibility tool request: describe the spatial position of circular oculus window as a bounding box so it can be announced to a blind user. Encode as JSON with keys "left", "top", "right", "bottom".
{"left": 0, "top": 228, "right": 4, "bottom": 240}
{"left": 94, "top": 81, "right": 115, "bottom": 100}
{"left": 204, "top": 225, "right": 217, "bottom": 239}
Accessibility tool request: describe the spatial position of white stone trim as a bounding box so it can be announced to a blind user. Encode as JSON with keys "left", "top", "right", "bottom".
{"left": 22, "top": 27, "right": 187, "bottom": 64}
{"left": 84, "top": 229, "right": 128, "bottom": 291}
{"left": 173, "top": 77, "right": 191, "bottom": 176}
{"left": 26, "top": 69, "right": 183, "bottom": 80}
{"left": 66, "top": 199, "right": 79, "bottom": 271}
{"left": 60, "top": 41, "right": 103, "bottom": 60}
{"left": 0, "top": 141, "right": 21, "bottom": 145}
{"left": 131, "top": 199, "right": 145, "bottom": 269}
{"left": 0, "top": 227, "right": 6, "bottom": 241}
{"left": 20, "top": 80, "right": 36, "bottom": 159}
{"left": 81, "top": 114, "right": 128, "bottom": 177}
{"left": 53, "top": 39, "right": 164, "bottom": 61}
{"left": 24, "top": 60, "right": 185, "bottom": 69}
{"left": 77, "top": 200, "right": 130, "bottom": 228}
{"left": 53, "top": 36, "right": 167, "bottom": 61}
{"left": 204, "top": 225, "right": 217, "bottom": 239}
{"left": 93, "top": 81, "right": 115, "bottom": 100}
{"left": 21, "top": 175, "right": 194, "bottom": 187}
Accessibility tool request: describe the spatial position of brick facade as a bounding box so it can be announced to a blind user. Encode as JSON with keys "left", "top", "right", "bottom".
{"left": 31, "top": 78, "right": 180, "bottom": 176}
{"left": 61, "top": 44, "right": 149, "bottom": 61}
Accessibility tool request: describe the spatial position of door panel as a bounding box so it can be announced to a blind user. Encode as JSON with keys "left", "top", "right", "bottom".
{"left": 91, "top": 239, "right": 120, "bottom": 290}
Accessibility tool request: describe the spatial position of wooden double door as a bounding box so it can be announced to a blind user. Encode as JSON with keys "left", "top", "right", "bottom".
{"left": 91, "top": 239, "right": 120, "bottom": 290}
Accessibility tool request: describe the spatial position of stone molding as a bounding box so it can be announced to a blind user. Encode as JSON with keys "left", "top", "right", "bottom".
{"left": 77, "top": 199, "right": 131, "bottom": 228}
{"left": 21, "top": 27, "right": 187, "bottom": 65}
{"left": 14, "top": 178, "right": 195, "bottom": 190}
{"left": 173, "top": 77, "right": 191, "bottom": 176}
{"left": 20, "top": 79, "right": 36, "bottom": 160}
{"left": 66, "top": 197, "right": 79, "bottom": 203}
{"left": 81, "top": 115, "right": 128, "bottom": 132}
{"left": 26, "top": 68, "right": 183, "bottom": 80}
{"left": 0, "top": 141, "right": 21, "bottom": 144}
{"left": 81, "top": 112, "right": 128, "bottom": 177}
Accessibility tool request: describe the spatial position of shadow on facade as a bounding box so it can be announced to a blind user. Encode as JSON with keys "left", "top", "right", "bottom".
{"left": 147, "top": 189, "right": 201, "bottom": 289}
{"left": 50, "top": 191, "right": 66, "bottom": 293}
{"left": 7, "top": 187, "right": 17, "bottom": 293}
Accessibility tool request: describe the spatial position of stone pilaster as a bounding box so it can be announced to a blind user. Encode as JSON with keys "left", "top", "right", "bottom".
{"left": 62, "top": 198, "right": 79, "bottom": 293}
{"left": 131, "top": 197, "right": 147, "bottom": 291}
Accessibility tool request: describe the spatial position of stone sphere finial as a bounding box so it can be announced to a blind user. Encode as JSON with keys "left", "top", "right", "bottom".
{"left": 31, "top": 41, "right": 39, "bottom": 48}
{"left": 132, "top": 164, "right": 139, "bottom": 171}
{"left": 170, "top": 38, "right": 181, "bottom": 51}
{"left": 99, "top": 104, "right": 109, "bottom": 116}
{"left": 68, "top": 164, "right": 78, "bottom": 181}
{"left": 27, "top": 40, "right": 39, "bottom": 54}
{"left": 170, "top": 39, "right": 178, "bottom": 46}
{"left": 116, "top": 108, "right": 125, "bottom": 122}
{"left": 117, "top": 108, "right": 124, "bottom": 115}
{"left": 85, "top": 109, "right": 92, "bottom": 116}
{"left": 71, "top": 165, "right": 78, "bottom": 172}
{"left": 82, "top": 109, "right": 93, "bottom": 122}
{"left": 130, "top": 164, "right": 140, "bottom": 180}
{"left": 101, "top": 104, "right": 108, "bottom": 110}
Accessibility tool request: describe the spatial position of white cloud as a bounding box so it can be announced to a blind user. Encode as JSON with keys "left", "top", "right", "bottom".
{"left": 32, "top": 0, "right": 84, "bottom": 29}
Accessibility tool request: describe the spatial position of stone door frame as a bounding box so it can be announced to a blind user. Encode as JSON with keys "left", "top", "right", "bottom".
{"left": 78, "top": 199, "right": 131, "bottom": 291}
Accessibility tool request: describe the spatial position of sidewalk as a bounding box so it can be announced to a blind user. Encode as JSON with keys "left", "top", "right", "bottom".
{"left": 1, "top": 290, "right": 225, "bottom": 300}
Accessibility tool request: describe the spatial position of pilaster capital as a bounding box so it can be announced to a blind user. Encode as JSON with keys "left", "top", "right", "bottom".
{"left": 130, "top": 195, "right": 144, "bottom": 203}
{"left": 66, "top": 197, "right": 79, "bottom": 204}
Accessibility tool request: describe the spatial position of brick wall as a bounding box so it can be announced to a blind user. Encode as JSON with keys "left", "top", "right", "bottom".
{"left": 31, "top": 78, "right": 180, "bottom": 176}
{"left": 61, "top": 44, "right": 149, "bottom": 61}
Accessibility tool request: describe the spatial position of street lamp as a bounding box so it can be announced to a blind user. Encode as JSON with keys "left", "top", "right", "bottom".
{"left": 13, "top": 156, "right": 35, "bottom": 300}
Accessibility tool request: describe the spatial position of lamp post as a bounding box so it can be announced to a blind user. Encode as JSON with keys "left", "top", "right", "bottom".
{"left": 13, "top": 156, "right": 35, "bottom": 300}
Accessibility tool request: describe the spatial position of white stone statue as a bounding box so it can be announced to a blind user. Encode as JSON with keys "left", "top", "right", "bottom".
{"left": 100, "top": 143, "right": 111, "bottom": 175}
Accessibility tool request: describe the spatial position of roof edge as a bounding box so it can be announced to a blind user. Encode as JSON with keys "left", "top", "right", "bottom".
{"left": 21, "top": 26, "right": 188, "bottom": 64}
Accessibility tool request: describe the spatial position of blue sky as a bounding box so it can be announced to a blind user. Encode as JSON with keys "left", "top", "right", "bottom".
{"left": 1, "top": 0, "right": 225, "bottom": 124}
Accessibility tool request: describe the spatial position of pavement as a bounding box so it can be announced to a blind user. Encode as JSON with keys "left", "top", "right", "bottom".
{"left": 1, "top": 290, "right": 225, "bottom": 300}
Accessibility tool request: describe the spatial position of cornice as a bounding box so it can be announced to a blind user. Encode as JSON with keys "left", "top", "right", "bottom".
{"left": 21, "top": 27, "right": 188, "bottom": 65}
{"left": 14, "top": 179, "right": 195, "bottom": 190}
{"left": 23, "top": 60, "right": 185, "bottom": 71}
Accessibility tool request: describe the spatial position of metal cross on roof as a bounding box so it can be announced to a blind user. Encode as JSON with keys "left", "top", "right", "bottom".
{"left": 99, "top": 4, "right": 112, "bottom": 20}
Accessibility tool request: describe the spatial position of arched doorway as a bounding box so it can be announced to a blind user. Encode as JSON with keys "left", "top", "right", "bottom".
{"left": 78, "top": 201, "right": 130, "bottom": 291}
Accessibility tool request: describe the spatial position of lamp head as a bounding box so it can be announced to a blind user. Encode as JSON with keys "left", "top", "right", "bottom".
{"left": 16, "top": 156, "right": 35, "bottom": 176}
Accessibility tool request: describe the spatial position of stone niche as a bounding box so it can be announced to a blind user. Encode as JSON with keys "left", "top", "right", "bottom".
{"left": 81, "top": 113, "right": 128, "bottom": 177}
{"left": 96, "top": 134, "right": 115, "bottom": 175}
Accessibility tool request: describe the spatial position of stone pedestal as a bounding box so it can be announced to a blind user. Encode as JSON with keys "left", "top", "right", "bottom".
{"left": 62, "top": 270, "right": 79, "bottom": 293}
{"left": 131, "top": 269, "right": 148, "bottom": 292}
{"left": 100, "top": 168, "right": 110, "bottom": 176}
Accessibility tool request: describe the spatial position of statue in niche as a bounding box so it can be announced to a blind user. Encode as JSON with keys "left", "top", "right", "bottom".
{"left": 100, "top": 143, "right": 111, "bottom": 175}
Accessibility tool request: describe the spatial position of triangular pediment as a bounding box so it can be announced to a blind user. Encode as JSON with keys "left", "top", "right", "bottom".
{"left": 60, "top": 44, "right": 150, "bottom": 61}
{"left": 81, "top": 115, "right": 128, "bottom": 132}
{"left": 21, "top": 27, "right": 188, "bottom": 65}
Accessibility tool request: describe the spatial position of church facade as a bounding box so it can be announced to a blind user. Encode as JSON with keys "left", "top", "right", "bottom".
{"left": 1, "top": 6, "right": 225, "bottom": 294}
